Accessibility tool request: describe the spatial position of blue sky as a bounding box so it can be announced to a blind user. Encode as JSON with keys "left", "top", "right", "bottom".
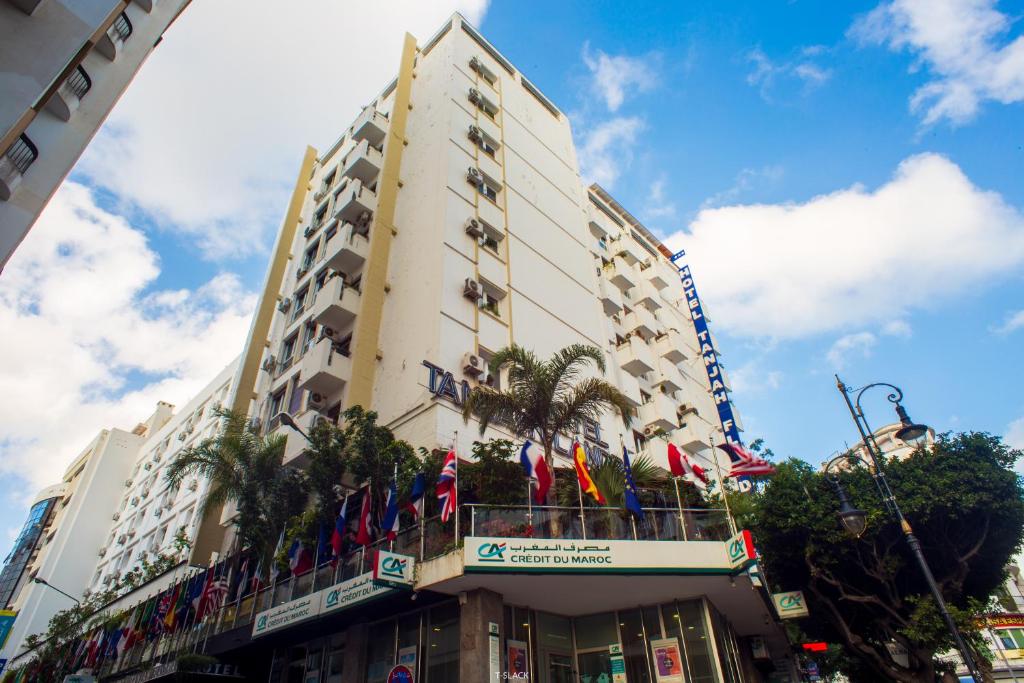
{"left": 1, "top": 0, "right": 1023, "bottom": 545}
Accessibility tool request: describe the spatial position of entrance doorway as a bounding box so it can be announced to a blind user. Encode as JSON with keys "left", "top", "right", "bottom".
{"left": 548, "top": 651, "right": 575, "bottom": 683}
{"left": 577, "top": 648, "right": 613, "bottom": 683}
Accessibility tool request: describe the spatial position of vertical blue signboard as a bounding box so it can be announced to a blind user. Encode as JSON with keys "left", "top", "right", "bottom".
{"left": 669, "top": 253, "right": 743, "bottom": 449}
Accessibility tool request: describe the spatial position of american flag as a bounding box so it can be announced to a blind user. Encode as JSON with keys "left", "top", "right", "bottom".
{"left": 719, "top": 443, "right": 776, "bottom": 477}
{"left": 436, "top": 449, "right": 457, "bottom": 523}
{"left": 195, "top": 568, "right": 229, "bottom": 621}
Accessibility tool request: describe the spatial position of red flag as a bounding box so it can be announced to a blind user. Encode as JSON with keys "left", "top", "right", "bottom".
{"left": 355, "top": 487, "right": 373, "bottom": 546}
{"left": 436, "top": 449, "right": 458, "bottom": 523}
{"left": 667, "top": 443, "right": 709, "bottom": 490}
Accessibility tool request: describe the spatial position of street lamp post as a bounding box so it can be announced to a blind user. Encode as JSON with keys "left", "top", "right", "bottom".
{"left": 834, "top": 376, "right": 982, "bottom": 682}
{"left": 32, "top": 577, "right": 80, "bottom": 606}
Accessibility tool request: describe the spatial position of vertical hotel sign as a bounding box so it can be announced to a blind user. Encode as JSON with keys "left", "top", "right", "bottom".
{"left": 670, "top": 251, "right": 742, "bottom": 447}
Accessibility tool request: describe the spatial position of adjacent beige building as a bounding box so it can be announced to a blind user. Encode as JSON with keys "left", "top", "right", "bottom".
{"left": 0, "top": 0, "right": 191, "bottom": 271}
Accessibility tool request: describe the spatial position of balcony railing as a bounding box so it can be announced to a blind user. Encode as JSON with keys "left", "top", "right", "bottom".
{"left": 66, "top": 65, "right": 92, "bottom": 100}
{"left": 111, "top": 12, "right": 133, "bottom": 42}
{"left": 0, "top": 134, "right": 38, "bottom": 201}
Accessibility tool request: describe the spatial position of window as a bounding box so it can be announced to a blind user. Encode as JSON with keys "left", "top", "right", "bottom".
{"left": 468, "top": 88, "right": 498, "bottom": 118}
{"left": 320, "top": 170, "right": 336, "bottom": 195}
{"left": 288, "top": 375, "right": 304, "bottom": 414}
{"left": 335, "top": 334, "right": 352, "bottom": 357}
{"left": 479, "top": 291, "right": 500, "bottom": 318}
{"left": 292, "top": 286, "right": 310, "bottom": 321}
{"left": 311, "top": 205, "right": 328, "bottom": 230}
{"left": 299, "top": 243, "right": 318, "bottom": 276}
{"left": 999, "top": 628, "right": 1024, "bottom": 649}
{"left": 281, "top": 334, "right": 298, "bottom": 364}
{"left": 468, "top": 125, "right": 500, "bottom": 157}
{"left": 314, "top": 269, "right": 329, "bottom": 296}
{"left": 481, "top": 233, "right": 499, "bottom": 254}
{"left": 302, "top": 321, "right": 317, "bottom": 351}
{"left": 478, "top": 180, "right": 498, "bottom": 202}
{"left": 269, "top": 389, "right": 286, "bottom": 423}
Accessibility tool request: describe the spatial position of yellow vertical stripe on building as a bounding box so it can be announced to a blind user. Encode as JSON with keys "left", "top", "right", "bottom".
{"left": 344, "top": 34, "right": 417, "bottom": 411}
{"left": 188, "top": 145, "right": 317, "bottom": 566}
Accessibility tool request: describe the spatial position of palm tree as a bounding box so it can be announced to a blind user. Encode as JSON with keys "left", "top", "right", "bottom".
{"left": 462, "top": 344, "right": 635, "bottom": 505}
{"left": 165, "top": 409, "right": 307, "bottom": 565}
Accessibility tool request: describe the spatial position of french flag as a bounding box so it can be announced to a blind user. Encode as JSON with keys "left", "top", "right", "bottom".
{"left": 404, "top": 473, "right": 426, "bottom": 519}
{"left": 287, "top": 539, "right": 313, "bottom": 575}
{"left": 330, "top": 495, "right": 348, "bottom": 563}
{"left": 382, "top": 478, "right": 400, "bottom": 541}
{"left": 519, "top": 440, "right": 552, "bottom": 504}
{"left": 667, "top": 443, "right": 709, "bottom": 491}
{"left": 436, "top": 449, "right": 457, "bottom": 523}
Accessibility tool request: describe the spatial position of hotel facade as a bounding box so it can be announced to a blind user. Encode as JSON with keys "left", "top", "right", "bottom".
{"left": 1, "top": 14, "right": 796, "bottom": 683}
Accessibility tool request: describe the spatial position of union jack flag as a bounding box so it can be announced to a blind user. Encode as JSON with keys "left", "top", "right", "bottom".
{"left": 719, "top": 443, "right": 776, "bottom": 478}
{"left": 436, "top": 449, "right": 457, "bottom": 523}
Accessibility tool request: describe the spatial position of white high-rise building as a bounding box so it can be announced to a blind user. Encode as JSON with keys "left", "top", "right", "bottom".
{"left": 0, "top": 401, "right": 173, "bottom": 663}
{"left": 0, "top": 0, "right": 191, "bottom": 271}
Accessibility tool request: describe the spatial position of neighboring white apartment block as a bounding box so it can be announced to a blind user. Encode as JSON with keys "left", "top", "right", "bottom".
{"left": 0, "top": 0, "right": 191, "bottom": 270}
{"left": 0, "top": 403, "right": 173, "bottom": 662}
{"left": 90, "top": 357, "right": 238, "bottom": 594}
{"left": 245, "top": 15, "right": 741, "bottom": 492}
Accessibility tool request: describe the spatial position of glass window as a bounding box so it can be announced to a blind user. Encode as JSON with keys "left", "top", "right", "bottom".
{"left": 674, "top": 600, "right": 718, "bottom": 683}
{"left": 619, "top": 608, "right": 653, "bottom": 683}
{"left": 574, "top": 612, "right": 618, "bottom": 650}
{"left": 325, "top": 636, "right": 345, "bottom": 683}
{"left": 426, "top": 602, "right": 460, "bottom": 683}
{"left": 365, "top": 621, "right": 396, "bottom": 683}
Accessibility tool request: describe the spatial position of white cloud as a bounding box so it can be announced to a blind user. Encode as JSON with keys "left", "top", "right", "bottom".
{"left": 746, "top": 47, "right": 833, "bottom": 100}
{"left": 882, "top": 319, "right": 913, "bottom": 337}
{"left": 826, "top": 332, "right": 877, "bottom": 369}
{"left": 76, "top": 1, "right": 490, "bottom": 259}
{"left": 701, "top": 165, "right": 784, "bottom": 209}
{"left": 581, "top": 43, "right": 658, "bottom": 112}
{"left": 1007, "top": 416, "right": 1024, "bottom": 450}
{"left": 664, "top": 153, "right": 1024, "bottom": 339}
{"left": 645, "top": 177, "right": 677, "bottom": 220}
{"left": 992, "top": 309, "right": 1024, "bottom": 335}
{"left": 851, "top": 0, "right": 1024, "bottom": 125}
{"left": 0, "top": 182, "right": 255, "bottom": 494}
{"left": 728, "top": 361, "right": 783, "bottom": 395}
{"left": 577, "top": 116, "right": 644, "bottom": 188}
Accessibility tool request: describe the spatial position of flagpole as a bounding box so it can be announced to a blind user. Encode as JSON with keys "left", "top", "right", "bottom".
{"left": 525, "top": 442, "right": 533, "bottom": 535}
{"left": 453, "top": 430, "right": 460, "bottom": 544}
{"left": 621, "top": 436, "right": 639, "bottom": 541}
{"left": 672, "top": 475, "right": 688, "bottom": 541}
{"left": 574, "top": 437, "right": 587, "bottom": 540}
{"left": 390, "top": 462, "right": 398, "bottom": 552}
{"left": 709, "top": 431, "right": 738, "bottom": 536}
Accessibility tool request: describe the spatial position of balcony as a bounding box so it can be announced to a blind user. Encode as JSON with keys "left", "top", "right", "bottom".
{"left": 279, "top": 410, "right": 330, "bottom": 464}
{"left": 624, "top": 306, "right": 661, "bottom": 340}
{"left": 654, "top": 357, "right": 687, "bottom": 394}
{"left": 586, "top": 204, "right": 612, "bottom": 239}
{"left": 45, "top": 65, "right": 92, "bottom": 122}
{"left": 333, "top": 179, "right": 377, "bottom": 225}
{"left": 0, "top": 134, "right": 38, "bottom": 201}
{"left": 640, "top": 392, "right": 679, "bottom": 433}
{"left": 310, "top": 276, "right": 361, "bottom": 332}
{"left": 616, "top": 369, "right": 642, "bottom": 408}
{"left": 298, "top": 337, "right": 352, "bottom": 397}
{"left": 610, "top": 236, "right": 648, "bottom": 265}
{"left": 9, "top": 0, "right": 43, "bottom": 14}
{"left": 615, "top": 336, "right": 655, "bottom": 376}
{"left": 597, "top": 278, "right": 622, "bottom": 316}
{"left": 634, "top": 279, "right": 662, "bottom": 310}
{"left": 654, "top": 330, "right": 690, "bottom": 364}
{"left": 340, "top": 139, "right": 383, "bottom": 184}
{"left": 96, "top": 12, "right": 133, "bottom": 61}
{"left": 603, "top": 255, "right": 637, "bottom": 292}
{"left": 323, "top": 222, "right": 369, "bottom": 275}
{"left": 673, "top": 418, "right": 714, "bottom": 453}
{"left": 351, "top": 106, "right": 388, "bottom": 147}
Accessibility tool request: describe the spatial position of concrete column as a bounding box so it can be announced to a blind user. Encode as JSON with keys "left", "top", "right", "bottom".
{"left": 341, "top": 621, "right": 370, "bottom": 683}
{"left": 459, "top": 589, "right": 505, "bottom": 682}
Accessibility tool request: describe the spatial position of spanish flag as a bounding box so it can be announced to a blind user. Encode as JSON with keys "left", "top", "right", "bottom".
{"left": 573, "top": 441, "right": 605, "bottom": 504}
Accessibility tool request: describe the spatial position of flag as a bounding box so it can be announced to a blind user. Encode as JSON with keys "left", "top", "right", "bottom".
{"left": 404, "top": 473, "right": 426, "bottom": 519}
{"left": 623, "top": 446, "right": 644, "bottom": 518}
{"left": 436, "top": 449, "right": 458, "bottom": 523}
{"left": 317, "top": 522, "right": 332, "bottom": 566}
{"left": 573, "top": 441, "right": 605, "bottom": 504}
{"left": 105, "top": 626, "right": 123, "bottom": 660}
{"left": 163, "top": 583, "right": 183, "bottom": 632}
{"left": 183, "top": 573, "right": 205, "bottom": 621}
{"left": 355, "top": 487, "right": 374, "bottom": 545}
{"left": 196, "top": 566, "right": 229, "bottom": 621}
{"left": 331, "top": 495, "right": 349, "bottom": 562}
{"left": 270, "top": 528, "right": 285, "bottom": 582}
{"left": 719, "top": 442, "right": 776, "bottom": 477}
{"left": 519, "top": 440, "right": 552, "bottom": 504}
{"left": 287, "top": 539, "right": 314, "bottom": 575}
{"left": 381, "top": 478, "right": 400, "bottom": 541}
{"left": 667, "top": 443, "right": 709, "bottom": 491}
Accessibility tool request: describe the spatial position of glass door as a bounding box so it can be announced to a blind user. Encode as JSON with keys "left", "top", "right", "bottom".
{"left": 577, "top": 648, "right": 613, "bottom": 683}
{"left": 548, "top": 652, "right": 575, "bottom": 683}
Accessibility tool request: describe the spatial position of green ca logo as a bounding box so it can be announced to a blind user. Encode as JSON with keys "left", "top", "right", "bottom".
{"left": 728, "top": 538, "right": 745, "bottom": 561}
{"left": 381, "top": 556, "right": 407, "bottom": 578}
{"left": 325, "top": 590, "right": 339, "bottom": 608}
{"left": 779, "top": 594, "right": 804, "bottom": 611}
{"left": 477, "top": 542, "right": 506, "bottom": 562}
{"left": 256, "top": 615, "right": 268, "bottom": 631}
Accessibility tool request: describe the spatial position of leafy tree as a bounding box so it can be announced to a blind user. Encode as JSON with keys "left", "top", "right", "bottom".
{"left": 462, "top": 344, "right": 634, "bottom": 506}
{"left": 165, "top": 408, "right": 307, "bottom": 568}
{"left": 752, "top": 433, "right": 1024, "bottom": 682}
{"left": 459, "top": 439, "right": 525, "bottom": 506}
{"left": 341, "top": 406, "right": 419, "bottom": 513}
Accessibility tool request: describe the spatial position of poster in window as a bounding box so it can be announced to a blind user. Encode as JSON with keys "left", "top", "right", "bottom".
{"left": 650, "top": 637, "right": 685, "bottom": 683}
{"left": 507, "top": 639, "right": 528, "bottom": 676}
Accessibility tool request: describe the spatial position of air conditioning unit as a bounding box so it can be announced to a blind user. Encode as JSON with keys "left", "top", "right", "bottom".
{"left": 677, "top": 404, "right": 698, "bottom": 417}
{"left": 117, "top": 534, "right": 127, "bottom": 545}
{"left": 644, "top": 425, "right": 659, "bottom": 437}
{"left": 153, "top": 454, "right": 161, "bottom": 463}
{"left": 355, "top": 210, "right": 372, "bottom": 228}
{"left": 177, "top": 432, "right": 187, "bottom": 442}
{"left": 304, "top": 225, "right": 317, "bottom": 238}
{"left": 154, "top": 508, "right": 163, "bottom": 518}
{"left": 462, "top": 352, "right": 484, "bottom": 377}
{"left": 277, "top": 299, "right": 292, "bottom": 313}
{"left": 164, "top": 500, "right": 174, "bottom": 510}
{"left": 98, "top": 548, "right": 106, "bottom": 557}
{"left": 322, "top": 327, "right": 336, "bottom": 340}
{"left": 102, "top": 575, "right": 113, "bottom": 585}
{"left": 469, "top": 57, "right": 497, "bottom": 84}
{"left": 127, "top": 529, "right": 136, "bottom": 538}
{"left": 261, "top": 355, "right": 277, "bottom": 373}
{"left": 464, "top": 218, "right": 483, "bottom": 239}
{"left": 143, "top": 463, "right": 152, "bottom": 471}
{"left": 314, "top": 189, "right": 324, "bottom": 202}
{"left": 124, "top": 479, "right": 133, "bottom": 488}
{"left": 308, "top": 392, "right": 326, "bottom": 409}
{"left": 468, "top": 125, "right": 483, "bottom": 144}
{"left": 141, "top": 489, "right": 150, "bottom": 498}
{"left": 468, "top": 88, "right": 483, "bottom": 106}
{"left": 130, "top": 497, "right": 139, "bottom": 506}
{"left": 112, "top": 512, "right": 120, "bottom": 521}
{"left": 466, "top": 167, "right": 482, "bottom": 185}
{"left": 462, "top": 278, "right": 482, "bottom": 300}
{"left": 296, "top": 264, "right": 309, "bottom": 279}
{"left": 188, "top": 479, "right": 199, "bottom": 492}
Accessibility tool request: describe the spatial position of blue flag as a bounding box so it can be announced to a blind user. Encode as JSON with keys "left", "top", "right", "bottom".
{"left": 317, "top": 522, "right": 332, "bottom": 567}
{"left": 382, "top": 477, "right": 400, "bottom": 541}
{"left": 623, "top": 446, "right": 644, "bottom": 519}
